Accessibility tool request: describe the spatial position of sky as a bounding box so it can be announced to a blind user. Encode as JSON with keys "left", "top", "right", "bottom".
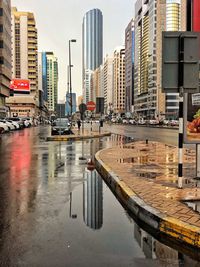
{"left": 12, "top": 0, "right": 135, "bottom": 101}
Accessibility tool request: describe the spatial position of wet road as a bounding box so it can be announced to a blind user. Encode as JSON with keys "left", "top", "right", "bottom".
{"left": 0, "top": 126, "right": 199, "bottom": 266}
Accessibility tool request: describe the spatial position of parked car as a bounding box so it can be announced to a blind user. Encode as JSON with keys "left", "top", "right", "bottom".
{"left": 170, "top": 120, "right": 179, "bottom": 126}
{"left": 7, "top": 117, "right": 24, "bottom": 129}
{"left": 0, "top": 119, "right": 15, "bottom": 131}
{"left": 0, "top": 121, "right": 9, "bottom": 132}
{"left": 6, "top": 119, "right": 20, "bottom": 130}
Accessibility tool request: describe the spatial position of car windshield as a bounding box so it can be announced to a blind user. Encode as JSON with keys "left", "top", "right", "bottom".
{"left": 53, "top": 120, "right": 69, "bottom": 127}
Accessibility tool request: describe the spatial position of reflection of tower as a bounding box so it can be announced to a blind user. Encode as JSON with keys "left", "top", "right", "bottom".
{"left": 83, "top": 170, "right": 103, "bottom": 230}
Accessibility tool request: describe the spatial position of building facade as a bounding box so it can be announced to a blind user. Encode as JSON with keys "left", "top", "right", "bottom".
{"left": 113, "top": 46, "right": 125, "bottom": 114}
{"left": 82, "top": 8, "right": 103, "bottom": 103}
{"left": 11, "top": 7, "right": 38, "bottom": 97}
{"left": 7, "top": 7, "right": 39, "bottom": 118}
{"left": 46, "top": 52, "right": 58, "bottom": 112}
{"left": 125, "top": 18, "right": 135, "bottom": 113}
{"left": 103, "top": 55, "right": 113, "bottom": 114}
{"left": 0, "top": 0, "right": 12, "bottom": 117}
{"left": 134, "top": 0, "right": 186, "bottom": 120}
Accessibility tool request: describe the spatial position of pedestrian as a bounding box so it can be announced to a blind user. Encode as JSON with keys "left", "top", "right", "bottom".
{"left": 77, "top": 119, "right": 81, "bottom": 131}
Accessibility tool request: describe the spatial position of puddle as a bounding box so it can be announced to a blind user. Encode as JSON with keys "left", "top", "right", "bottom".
{"left": 117, "top": 157, "right": 137, "bottom": 163}
{"left": 135, "top": 171, "right": 163, "bottom": 179}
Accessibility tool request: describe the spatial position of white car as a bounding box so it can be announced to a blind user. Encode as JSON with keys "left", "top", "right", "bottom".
{"left": 0, "top": 121, "right": 9, "bottom": 132}
{"left": 0, "top": 120, "right": 15, "bottom": 131}
{"left": 7, "top": 120, "right": 20, "bottom": 129}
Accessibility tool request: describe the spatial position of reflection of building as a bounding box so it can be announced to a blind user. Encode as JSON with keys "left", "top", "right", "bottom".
{"left": 113, "top": 46, "right": 125, "bottom": 114}
{"left": 82, "top": 9, "right": 103, "bottom": 103}
{"left": 0, "top": 0, "right": 12, "bottom": 118}
{"left": 83, "top": 170, "right": 103, "bottom": 230}
{"left": 125, "top": 18, "right": 134, "bottom": 113}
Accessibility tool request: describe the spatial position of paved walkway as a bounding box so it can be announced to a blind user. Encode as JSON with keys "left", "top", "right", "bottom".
{"left": 47, "top": 128, "right": 110, "bottom": 141}
{"left": 95, "top": 141, "right": 200, "bottom": 249}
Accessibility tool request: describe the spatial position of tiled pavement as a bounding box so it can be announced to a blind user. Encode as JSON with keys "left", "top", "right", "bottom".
{"left": 97, "top": 141, "right": 200, "bottom": 228}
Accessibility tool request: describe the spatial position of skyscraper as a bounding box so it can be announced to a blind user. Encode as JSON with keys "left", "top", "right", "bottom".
{"left": 0, "top": 0, "right": 12, "bottom": 118}
{"left": 125, "top": 19, "right": 135, "bottom": 113}
{"left": 82, "top": 8, "right": 103, "bottom": 103}
{"left": 113, "top": 46, "right": 125, "bottom": 114}
{"left": 46, "top": 52, "right": 58, "bottom": 112}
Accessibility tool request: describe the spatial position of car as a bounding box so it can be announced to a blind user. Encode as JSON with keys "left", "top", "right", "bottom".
{"left": 7, "top": 117, "right": 24, "bottom": 129}
{"left": 0, "top": 126, "right": 4, "bottom": 135}
{"left": 6, "top": 119, "right": 20, "bottom": 130}
{"left": 51, "top": 119, "right": 73, "bottom": 135}
{"left": 0, "top": 121, "right": 9, "bottom": 132}
{"left": 0, "top": 120, "right": 15, "bottom": 131}
{"left": 170, "top": 120, "right": 179, "bottom": 126}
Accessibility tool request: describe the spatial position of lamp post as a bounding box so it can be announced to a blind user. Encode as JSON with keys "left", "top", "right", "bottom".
{"left": 68, "top": 39, "right": 76, "bottom": 122}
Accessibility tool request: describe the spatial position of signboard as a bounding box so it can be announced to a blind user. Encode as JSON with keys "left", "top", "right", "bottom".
{"left": 10, "top": 79, "right": 30, "bottom": 94}
{"left": 87, "top": 101, "right": 96, "bottom": 111}
{"left": 184, "top": 93, "right": 200, "bottom": 143}
{"left": 162, "top": 32, "right": 200, "bottom": 93}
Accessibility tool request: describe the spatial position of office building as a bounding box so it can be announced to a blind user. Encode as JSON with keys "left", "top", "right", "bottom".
{"left": 7, "top": 7, "right": 39, "bottom": 118}
{"left": 113, "top": 46, "right": 125, "bottom": 114}
{"left": 46, "top": 52, "right": 58, "bottom": 112}
{"left": 134, "top": 0, "right": 186, "bottom": 120}
{"left": 125, "top": 18, "right": 135, "bottom": 113}
{"left": 11, "top": 7, "right": 38, "bottom": 96}
{"left": 0, "top": 0, "right": 12, "bottom": 118}
{"left": 103, "top": 55, "right": 113, "bottom": 114}
{"left": 82, "top": 8, "right": 103, "bottom": 103}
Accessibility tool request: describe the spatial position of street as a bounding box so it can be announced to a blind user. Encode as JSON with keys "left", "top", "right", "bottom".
{"left": 0, "top": 125, "right": 199, "bottom": 266}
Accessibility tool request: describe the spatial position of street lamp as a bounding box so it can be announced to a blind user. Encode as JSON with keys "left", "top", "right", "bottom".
{"left": 68, "top": 39, "right": 76, "bottom": 122}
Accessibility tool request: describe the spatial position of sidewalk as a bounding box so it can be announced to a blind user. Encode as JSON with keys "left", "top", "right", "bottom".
{"left": 95, "top": 141, "right": 200, "bottom": 249}
{"left": 46, "top": 128, "right": 111, "bottom": 141}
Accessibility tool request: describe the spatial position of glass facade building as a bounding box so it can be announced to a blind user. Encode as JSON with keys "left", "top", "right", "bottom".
{"left": 42, "top": 52, "right": 48, "bottom": 102}
{"left": 82, "top": 8, "right": 103, "bottom": 104}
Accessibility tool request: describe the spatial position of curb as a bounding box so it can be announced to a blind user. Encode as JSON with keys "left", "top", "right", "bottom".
{"left": 46, "top": 132, "right": 111, "bottom": 141}
{"left": 95, "top": 149, "right": 200, "bottom": 249}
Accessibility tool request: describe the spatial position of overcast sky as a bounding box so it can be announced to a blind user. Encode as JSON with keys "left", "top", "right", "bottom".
{"left": 12, "top": 0, "right": 135, "bottom": 101}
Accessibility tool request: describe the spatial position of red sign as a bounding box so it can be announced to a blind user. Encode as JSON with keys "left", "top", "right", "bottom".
{"left": 10, "top": 79, "right": 30, "bottom": 93}
{"left": 87, "top": 101, "right": 96, "bottom": 111}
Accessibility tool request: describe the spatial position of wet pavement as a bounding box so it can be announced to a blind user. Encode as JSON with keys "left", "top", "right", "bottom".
{"left": 0, "top": 126, "right": 199, "bottom": 266}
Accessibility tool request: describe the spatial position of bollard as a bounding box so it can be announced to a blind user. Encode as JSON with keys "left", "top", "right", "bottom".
{"left": 146, "top": 139, "right": 148, "bottom": 144}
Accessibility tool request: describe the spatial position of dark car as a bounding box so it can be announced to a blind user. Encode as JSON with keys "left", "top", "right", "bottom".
{"left": 51, "top": 119, "right": 73, "bottom": 135}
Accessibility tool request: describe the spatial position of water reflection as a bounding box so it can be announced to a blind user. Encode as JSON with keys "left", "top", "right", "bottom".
{"left": 134, "top": 223, "right": 199, "bottom": 266}
{"left": 83, "top": 169, "right": 103, "bottom": 230}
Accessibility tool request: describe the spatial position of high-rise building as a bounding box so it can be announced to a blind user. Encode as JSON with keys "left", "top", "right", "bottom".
{"left": 46, "top": 52, "right": 58, "bottom": 112}
{"left": 134, "top": 0, "right": 186, "bottom": 120}
{"left": 91, "top": 64, "right": 104, "bottom": 103}
{"left": 0, "top": 0, "right": 12, "bottom": 118}
{"left": 113, "top": 46, "right": 125, "bottom": 114}
{"left": 11, "top": 7, "right": 38, "bottom": 96}
{"left": 82, "top": 8, "right": 103, "bottom": 103}
{"left": 165, "top": 0, "right": 187, "bottom": 119}
{"left": 103, "top": 55, "right": 113, "bottom": 114}
{"left": 125, "top": 19, "right": 135, "bottom": 113}
{"left": 7, "top": 7, "right": 39, "bottom": 118}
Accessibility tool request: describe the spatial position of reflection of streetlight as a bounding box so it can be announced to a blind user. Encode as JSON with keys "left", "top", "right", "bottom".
{"left": 69, "top": 192, "right": 77, "bottom": 219}
{"left": 69, "top": 39, "right": 77, "bottom": 121}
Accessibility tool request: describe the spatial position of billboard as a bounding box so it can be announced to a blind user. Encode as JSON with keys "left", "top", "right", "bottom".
{"left": 65, "top": 93, "right": 76, "bottom": 116}
{"left": 10, "top": 79, "right": 30, "bottom": 94}
{"left": 184, "top": 93, "right": 200, "bottom": 144}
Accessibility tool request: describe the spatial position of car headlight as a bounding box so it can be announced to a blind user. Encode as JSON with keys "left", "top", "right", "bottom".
{"left": 52, "top": 128, "right": 57, "bottom": 131}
